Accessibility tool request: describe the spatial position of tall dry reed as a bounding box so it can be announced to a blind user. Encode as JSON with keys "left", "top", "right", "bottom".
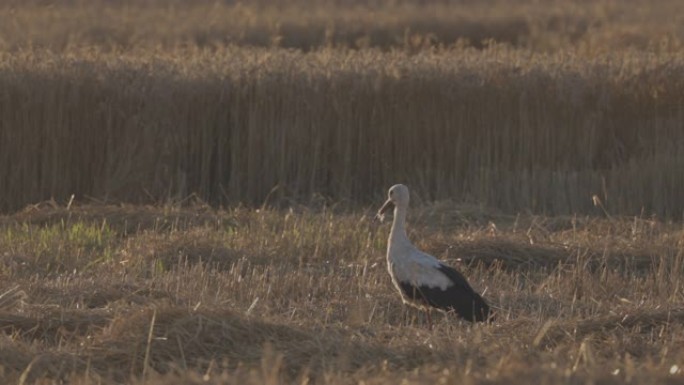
{"left": 2, "top": 47, "right": 684, "bottom": 216}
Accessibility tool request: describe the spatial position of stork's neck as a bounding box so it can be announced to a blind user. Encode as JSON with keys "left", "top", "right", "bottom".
{"left": 389, "top": 204, "right": 412, "bottom": 251}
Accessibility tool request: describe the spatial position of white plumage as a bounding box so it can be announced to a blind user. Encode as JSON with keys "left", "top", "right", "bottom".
{"left": 377, "top": 184, "right": 491, "bottom": 323}
{"left": 389, "top": 252, "right": 453, "bottom": 291}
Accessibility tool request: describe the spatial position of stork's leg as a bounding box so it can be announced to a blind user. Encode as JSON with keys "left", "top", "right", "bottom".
{"left": 402, "top": 306, "right": 410, "bottom": 327}
{"left": 426, "top": 309, "right": 433, "bottom": 330}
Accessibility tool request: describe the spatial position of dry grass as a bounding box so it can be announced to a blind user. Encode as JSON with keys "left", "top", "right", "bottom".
{"left": 0, "top": 204, "right": 683, "bottom": 384}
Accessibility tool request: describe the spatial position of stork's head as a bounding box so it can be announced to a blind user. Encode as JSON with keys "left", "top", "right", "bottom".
{"left": 376, "top": 184, "right": 409, "bottom": 222}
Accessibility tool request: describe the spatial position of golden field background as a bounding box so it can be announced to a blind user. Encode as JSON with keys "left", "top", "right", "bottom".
{"left": 1, "top": 0, "right": 684, "bottom": 216}
{"left": 1, "top": 0, "right": 684, "bottom": 384}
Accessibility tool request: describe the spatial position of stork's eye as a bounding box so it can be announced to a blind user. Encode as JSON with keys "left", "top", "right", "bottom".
{"left": 390, "top": 190, "right": 394, "bottom": 196}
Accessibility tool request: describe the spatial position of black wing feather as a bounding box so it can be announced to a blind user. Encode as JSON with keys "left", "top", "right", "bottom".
{"left": 398, "top": 263, "right": 491, "bottom": 322}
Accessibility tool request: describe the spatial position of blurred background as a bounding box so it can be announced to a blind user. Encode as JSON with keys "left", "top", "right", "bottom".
{"left": 1, "top": 0, "right": 683, "bottom": 217}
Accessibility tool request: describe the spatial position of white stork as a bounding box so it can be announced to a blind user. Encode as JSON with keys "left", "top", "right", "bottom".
{"left": 377, "top": 184, "right": 491, "bottom": 325}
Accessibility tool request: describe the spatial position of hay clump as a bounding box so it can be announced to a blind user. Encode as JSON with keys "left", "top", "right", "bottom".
{"left": 89, "top": 307, "right": 403, "bottom": 380}
{"left": 536, "top": 308, "right": 684, "bottom": 348}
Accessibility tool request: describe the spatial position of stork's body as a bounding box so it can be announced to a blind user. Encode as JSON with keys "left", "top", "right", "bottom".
{"left": 378, "top": 184, "right": 491, "bottom": 324}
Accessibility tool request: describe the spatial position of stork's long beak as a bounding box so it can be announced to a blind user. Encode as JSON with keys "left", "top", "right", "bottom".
{"left": 376, "top": 199, "right": 395, "bottom": 223}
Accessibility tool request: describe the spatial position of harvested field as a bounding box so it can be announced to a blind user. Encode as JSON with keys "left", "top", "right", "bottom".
{"left": 0, "top": 204, "right": 683, "bottom": 384}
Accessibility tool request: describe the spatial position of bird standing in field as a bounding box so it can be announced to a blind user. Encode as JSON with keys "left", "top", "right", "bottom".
{"left": 376, "top": 184, "right": 491, "bottom": 325}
